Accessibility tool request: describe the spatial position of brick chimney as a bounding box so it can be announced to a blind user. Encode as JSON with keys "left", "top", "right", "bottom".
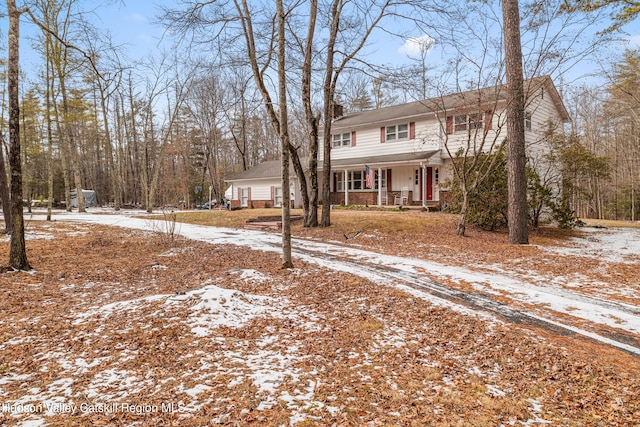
{"left": 332, "top": 103, "right": 344, "bottom": 120}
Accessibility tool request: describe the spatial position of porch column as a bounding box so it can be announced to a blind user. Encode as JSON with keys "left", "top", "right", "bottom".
{"left": 344, "top": 169, "right": 349, "bottom": 206}
{"left": 377, "top": 167, "right": 383, "bottom": 206}
{"left": 421, "top": 164, "right": 427, "bottom": 209}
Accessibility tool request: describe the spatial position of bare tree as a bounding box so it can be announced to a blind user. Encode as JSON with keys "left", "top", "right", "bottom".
{"left": 298, "top": 0, "right": 319, "bottom": 227}
{"left": 428, "top": 83, "right": 508, "bottom": 236}
{"left": 276, "top": 0, "right": 293, "bottom": 267}
{"left": 320, "top": 0, "right": 395, "bottom": 227}
{"left": 136, "top": 56, "right": 195, "bottom": 213}
{"left": 39, "top": 0, "right": 87, "bottom": 213}
{"left": 83, "top": 33, "right": 125, "bottom": 211}
{"left": 6, "top": 0, "right": 30, "bottom": 270}
{"left": 0, "top": 134, "right": 12, "bottom": 234}
{"left": 185, "top": 70, "right": 226, "bottom": 203}
{"left": 162, "top": 0, "right": 296, "bottom": 264}
{"left": 0, "top": 72, "right": 13, "bottom": 233}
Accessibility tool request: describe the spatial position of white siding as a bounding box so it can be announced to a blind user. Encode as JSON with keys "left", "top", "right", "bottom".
{"left": 230, "top": 179, "right": 278, "bottom": 201}
{"left": 524, "top": 85, "right": 565, "bottom": 160}
{"left": 232, "top": 78, "right": 567, "bottom": 207}
{"left": 439, "top": 109, "right": 507, "bottom": 159}
{"left": 320, "top": 117, "right": 443, "bottom": 163}
{"left": 391, "top": 166, "right": 415, "bottom": 192}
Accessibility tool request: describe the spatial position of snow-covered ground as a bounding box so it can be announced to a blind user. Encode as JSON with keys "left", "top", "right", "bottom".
{"left": 3, "top": 209, "right": 638, "bottom": 426}
{"left": 33, "top": 209, "right": 640, "bottom": 356}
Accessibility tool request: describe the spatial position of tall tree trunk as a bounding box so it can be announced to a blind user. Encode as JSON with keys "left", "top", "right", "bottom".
{"left": 320, "top": 0, "right": 341, "bottom": 228}
{"left": 235, "top": 0, "right": 293, "bottom": 265}
{"left": 7, "top": 0, "right": 31, "bottom": 270}
{"left": 126, "top": 76, "right": 141, "bottom": 207}
{"left": 140, "top": 111, "right": 153, "bottom": 212}
{"left": 502, "top": 0, "right": 529, "bottom": 244}
{"left": 114, "top": 98, "right": 126, "bottom": 208}
{"left": 45, "top": 51, "right": 54, "bottom": 221}
{"left": 301, "top": 0, "right": 319, "bottom": 227}
{"left": 51, "top": 87, "right": 72, "bottom": 211}
{"left": 53, "top": 48, "right": 85, "bottom": 213}
{"left": 97, "top": 80, "right": 121, "bottom": 210}
{"left": 0, "top": 136, "right": 13, "bottom": 234}
{"left": 457, "top": 186, "right": 469, "bottom": 237}
{"left": 277, "top": 0, "right": 293, "bottom": 268}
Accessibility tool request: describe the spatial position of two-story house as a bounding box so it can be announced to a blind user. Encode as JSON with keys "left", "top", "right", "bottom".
{"left": 226, "top": 76, "right": 569, "bottom": 209}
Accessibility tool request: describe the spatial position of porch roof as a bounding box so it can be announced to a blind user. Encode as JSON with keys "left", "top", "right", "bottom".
{"left": 227, "top": 151, "right": 440, "bottom": 182}
{"left": 326, "top": 150, "right": 440, "bottom": 169}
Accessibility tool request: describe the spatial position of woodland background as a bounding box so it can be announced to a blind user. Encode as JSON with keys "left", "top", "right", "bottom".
{"left": 1, "top": 0, "right": 640, "bottom": 221}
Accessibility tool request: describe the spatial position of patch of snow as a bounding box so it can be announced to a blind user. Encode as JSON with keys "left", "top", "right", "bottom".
{"left": 227, "top": 268, "right": 271, "bottom": 284}
{"left": 73, "top": 293, "right": 171, "bottom": 325}
{"left": 542, "top": 227, "right": 640, "bottom": 263}
{"left": 167, "top": 284, "right": 281, "bottom": 336}
{"left": 184, "top": 384, "right": 212, "bottom": 398}
{"left": 158, "top": 247, "right": 192, "bottom": 257}
{"left": 16, "top": 420, "right": 47, "bottom": 427}
{"left": 34, "top": 212, "right": 640, "bottom": 357}
{"left": 485, "top": 384, "right": 506, "bottom": 397}
{"left": 24, "top": 231, "right": 55, "bottom": 240}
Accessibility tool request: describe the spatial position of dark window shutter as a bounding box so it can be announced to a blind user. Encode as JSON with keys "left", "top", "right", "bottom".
{"left": 351, "top": 131, "right": 356, "bottom": 146}
{"left": 387, "top": 169, "right": 392, "bottom": 190}
{"left": 485, "top": 110, "right": 493, "bottom": 131}
{"left": 446, "top": 116, "right": 453, "bottom": 134}
{"left": 409, "top": 122, "right": 415, "bottom": 139}
{"left": 380, "top": 127, "right": 386, "bottom": 143}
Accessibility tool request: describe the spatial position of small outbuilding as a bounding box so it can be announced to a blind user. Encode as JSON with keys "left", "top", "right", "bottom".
{"left": 70, "top": 189, "right": 97, "bottom": 208}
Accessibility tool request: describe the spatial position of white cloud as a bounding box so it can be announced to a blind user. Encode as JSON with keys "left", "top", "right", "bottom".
{"left": 127, "top": 12, "right": 148, "bottom": 23}
{"left": 398, "top": 34, "right": 435, "bottom": 58}
{"left": 626, "top": 33, "right": 640, "bottom": 47}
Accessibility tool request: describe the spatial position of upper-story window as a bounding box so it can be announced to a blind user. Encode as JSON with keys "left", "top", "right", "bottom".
{"left": 381, "top": 122, "right": 415, "bottom": 142}
{"left": 454, "top": 113, "right": 483, "bottom": 132}
{"left": 332, "top": 132, "right": 352, "bottom": 148}
{"left": 525, "top": 111, "right": 532, "bottom": 131}
{"left": 447, "top": 112, "right": 491, "bottom": 134}
{"left": 386, "top": 123, "right": 409, "bottom": 141}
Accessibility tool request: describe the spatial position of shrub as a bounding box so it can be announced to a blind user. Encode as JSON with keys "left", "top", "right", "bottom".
{"left": 446, "top": 152, "right": 509, "bottom": 231}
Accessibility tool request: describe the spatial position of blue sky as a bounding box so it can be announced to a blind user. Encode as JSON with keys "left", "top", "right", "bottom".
{"left": 3, "top": 1, "right": 640, "bottom": 88}
{"left": 1, "top": 1, "right": 166, "bottom": 78}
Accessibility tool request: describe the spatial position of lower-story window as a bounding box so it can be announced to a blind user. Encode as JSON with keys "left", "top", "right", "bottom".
{"left": 349, "top": 171, "right": 364, "bottom": 190}
{"left": 335, "top": 169, "right": 387, "bottom": 191}
{"left": 240, "top": 188, "right": 249, "bottom": 207}
{"left": 274, "top": 187, "right": 283, "bottom": 207}
{"left": 375, "top": 169, "right": 387, "bottom": 190}
{"left": 336, "top": 173, "right": 344, "bottom": 191}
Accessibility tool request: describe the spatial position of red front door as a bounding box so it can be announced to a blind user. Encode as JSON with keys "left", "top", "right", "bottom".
{"left": 426, "top": 167, "right": 433, "bottom": 201}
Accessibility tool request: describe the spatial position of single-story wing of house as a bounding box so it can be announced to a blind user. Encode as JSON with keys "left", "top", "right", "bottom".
{"left": 226, "top": 76, "right": 570, "bottom": 209}
{"left": 225, "top": 159, "right": 305, "bottom": 209}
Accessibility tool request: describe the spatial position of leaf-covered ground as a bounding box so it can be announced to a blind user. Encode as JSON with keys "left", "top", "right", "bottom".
{"left": 0, "top": 213, "right": 639, "bottom": 426}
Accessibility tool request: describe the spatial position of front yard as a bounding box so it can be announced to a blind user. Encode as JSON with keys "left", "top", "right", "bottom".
{"left": 0, "top": 210, "right": 638, "bottom": 425}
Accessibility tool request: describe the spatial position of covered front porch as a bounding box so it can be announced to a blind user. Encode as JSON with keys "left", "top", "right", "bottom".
{"left": 327, "top": 151, "right": 444, "bottom": 209}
